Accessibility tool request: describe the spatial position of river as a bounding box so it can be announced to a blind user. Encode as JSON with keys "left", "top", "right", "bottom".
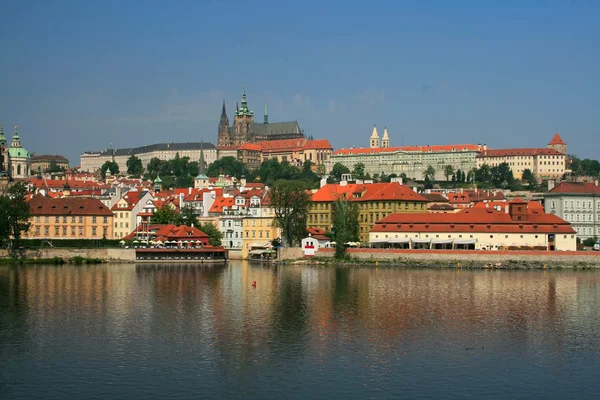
{"left": 1, "top": 262, "right": 599, "bottom": 399}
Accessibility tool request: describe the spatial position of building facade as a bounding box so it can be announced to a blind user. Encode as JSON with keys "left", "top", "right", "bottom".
{"left": 217, "top": 88, "right": 304, "bottom": 147}
{"left": 111, "top": 190, "right": 153, "bottom": 239}
{"left": 26, "top": 195, "right": 114, "bottom": 240}
{"left": 80, "top": 142, "right": 218, "bottom": 174}
{"left": 476, "top": 133, "right": 567, "bottom": 180}
{"left": 370, "top": 200, "right": 577, "bottom": 251}
{"left": 328, "top": 126, "right": 480, "bottom": 180}
{"left": 544, "top": 181, "right": 600, "bottom": 240}
{"left": 30, "top": 155, "right": 70, "bottom": 173}
{"left": 0, "top": 125, "right": 32, "bottom": 179}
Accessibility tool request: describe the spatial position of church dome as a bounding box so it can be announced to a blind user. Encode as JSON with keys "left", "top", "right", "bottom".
{"left": 8, "top": 126, "right": 30, "bottom": 159}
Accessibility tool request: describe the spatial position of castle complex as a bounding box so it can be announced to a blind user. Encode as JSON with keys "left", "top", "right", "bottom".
{"left": 217, "top": 88, "right": 304, "bottom": 146}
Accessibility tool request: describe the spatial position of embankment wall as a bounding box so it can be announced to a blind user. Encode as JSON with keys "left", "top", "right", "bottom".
{"left": 0, "top": 248, "right": 136, "bottom": 262}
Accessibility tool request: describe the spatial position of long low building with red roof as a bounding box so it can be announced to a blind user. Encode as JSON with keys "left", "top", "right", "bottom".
{"left": 369, "top": 199, "right": 576, "bottom": 251}
{"left": 327, "top": 125, "right": 481, "bottom": 180}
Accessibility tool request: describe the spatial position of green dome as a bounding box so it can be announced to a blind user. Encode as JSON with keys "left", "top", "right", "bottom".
{"left": 8, "top": 147, "right": 30, "bottom": 158}
{"left": 154, "top": 175, "right": 162, "bottom": 184}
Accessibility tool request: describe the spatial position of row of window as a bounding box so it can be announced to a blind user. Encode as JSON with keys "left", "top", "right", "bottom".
{"left": 243, "top": 219, "right": 271, "bottom": 227}
{"left": 245, "top": 230, "right": 270, "bottom": 238}
{"left": 35, "top": 216, "right": 109, "bottom": 224}
{"left": 373, "top": 233, "right": 575, "bottom": 240}
{"left": 115, "top": 222, "right": 130, "bottom": 229}
{"left": 33, "top": 226, "right": 107, "bottom": 237}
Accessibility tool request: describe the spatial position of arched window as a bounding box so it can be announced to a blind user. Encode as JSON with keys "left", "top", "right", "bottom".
{"left": 17, "top": 164, "right": 21, "bottom": 176}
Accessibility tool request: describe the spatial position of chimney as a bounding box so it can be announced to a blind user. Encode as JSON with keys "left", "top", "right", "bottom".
{"left": 483, "top": 144, "right": 487, "bottom": 151}
{"left": 320, "top": 178, "right": 327, "bottom": 188}
{"left": 505, "top": 205, "right": 509, "bottom": 214}
{"left": 547, "top": 179, "right": 555, "bottom": 191}
{"left": 188, "top": 187, "right": 192, "bottom": 195}
{"left": 595, "top": 180, "right": 599, "bottom": 187}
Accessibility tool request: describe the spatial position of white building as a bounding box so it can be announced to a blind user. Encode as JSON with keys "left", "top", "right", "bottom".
{"left": 545, "top": 181, "right": 600, "bottom": 240}
{"left": 328, "top": 126, "right": 480, "bottom": 180}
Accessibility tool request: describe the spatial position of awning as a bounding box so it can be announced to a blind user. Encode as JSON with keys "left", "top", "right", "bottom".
{"left": 411, "top": 238, "right": 431, "bottom": 244}
{"left": 249, "top": 242, "right": 271, "bottom": 248}
{"left": 389, "top": 238, "right": 410, "bottom": 244}
{"left": 454, "top": 239, "right": 477, "bottom": 245}
{"left": 431, "top": 239, "right": 453, "bottom": 245}
{"left": 370, "top": 238, "right": 388, "bottom": 243}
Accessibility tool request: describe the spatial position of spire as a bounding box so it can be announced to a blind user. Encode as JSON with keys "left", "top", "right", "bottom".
{"left": 198, "top": 140, "right": 206, "bottom": 175}
{"left": 0, "top": 124, "right": 5, "bottom": 146}
{"left": 238, "top": 86, "right": 253, "bottom": 115}
{"left": 381, "top": 126, "right": 390, "bottom": 148}
{"left": 382, "top": 126, "right": 389, "bottom": 139}
{"left": 264, "top": 101, "right": 269, "bottom": 125}
{"left": 370, "top": 124, "right": 380, "bottom": 149}
{"left": 370, "top": 124, "right": 379, "bottom": 139}
{"left": 11, "top": 125, "right": 21, "bottom": 148}
{"left": 221, "top": 100, "right": 227, "bottom": 118}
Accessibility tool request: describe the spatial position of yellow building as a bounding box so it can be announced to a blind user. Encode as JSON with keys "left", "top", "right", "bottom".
{"left": 241, "top": 204, "right": 281, "bottom": 259}
{"left": 111, "top": 190, "right": 153, "bottom": 239}
{"left": 26, "top": 195, "right": 114, "bottom": 240}
{"left": 308, "top": 182, "right": 429, "bottom": 242}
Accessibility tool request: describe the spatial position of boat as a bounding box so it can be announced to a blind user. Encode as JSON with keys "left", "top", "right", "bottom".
{"left": 135, "top": 247, "right": 228, "bottom": 263}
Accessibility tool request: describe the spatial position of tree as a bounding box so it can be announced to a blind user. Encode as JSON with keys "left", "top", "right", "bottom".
{"left": 521, "top": 169, "right": 536, "bottom": 189}
{"left": 332, "top": 199, "right": 359, "bottom": 259}
{"left": 269, "top": 180, "right": 310, "bottom": 247}
{"left": 2, "top": 183, "right": 32, "bottom": 254}
{"left": 126, "top": 155, "right": 144, "bottom": 176}
{"left": 443, "top": 165, "right": 455, "bottom": 182}
{"left": 198, "top": 222, "right": 223, "bottom": 247}
{"left": 330, "top": 163, "right": 350, "bottom": 181}
{"left": 423, "top": 165, "right": 436, "bottom": 181}
{"left": 474, "top": 164, "right": 491, "bottom": 183}
{"left": 352, "top": 162, "right": 366, "bottom": 180}
{"left": 178, "top": 204, "right": 199, "bottom": 227}
{"left": 207, "top": 156, "right": 249, "bottom": 179}
{"left": 151, "top": 206, "right": 179, "bottom": 225}
{"left": 101, "top": 161, "right": 119, "bottom": 179}
{"left": 46, "top": 160, "right": 65, "bottom": 174}
{"left": 490, "top": 162, "right": 514, "bottom": 188}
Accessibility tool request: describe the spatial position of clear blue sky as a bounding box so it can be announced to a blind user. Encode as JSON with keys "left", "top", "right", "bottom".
{"left": 1, "top": 0, "right": 599, "bottom": 165}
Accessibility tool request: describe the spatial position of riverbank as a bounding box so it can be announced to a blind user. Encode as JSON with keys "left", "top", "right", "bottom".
{"left": 277, "top": 248, "right": 600, "bottom": 269}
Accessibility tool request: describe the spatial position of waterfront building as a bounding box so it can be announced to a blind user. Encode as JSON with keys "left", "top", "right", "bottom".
{"left": 476, "top": 133, "right": 567, "bottom": 180}
{"left": 217, "top": 89, "right": 304, "bottom": 147}
{"left": 328, "top": 126, "right": 480, "bottom": 180}
{"left": 308, "top": 181, "right": 428, "bottom": 242}
{"left": 80, "top": 142, "right": 218, "bottom": 174}
{"left": 111, "top": 189, "right": 154, "bottom": 239}
{"left": 26, "top": 195, "right": 114, "bottom": 240}
{"left": 240, "top": 195, "right": 280, "bottom": 259}
{"left": 124, "top": 224, "right": 209, "bottom": 246}
{"left": 370, "top": 199, "right": 576, "bottom": 251}
{"left": 544, "top": 181, "right": 600, "bottom": 240}
{"left": 30, "top": 154, "right": 69, "bottom": 173}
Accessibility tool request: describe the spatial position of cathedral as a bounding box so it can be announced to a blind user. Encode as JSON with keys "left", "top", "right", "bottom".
{"left": 217, "top": 88, "right": 305, "bottom": 146}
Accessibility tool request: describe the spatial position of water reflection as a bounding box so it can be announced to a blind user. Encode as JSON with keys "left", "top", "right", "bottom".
{"left": 1, "top": 263, "right": 600, "bottom": 399}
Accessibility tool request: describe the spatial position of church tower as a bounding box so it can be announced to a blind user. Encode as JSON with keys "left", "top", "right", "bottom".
{"left": 381, "top": 126, "right": 390, "bottom": 148}
{"left": 369, "top": 125, "right": 380, "bottom": 148}
{"left": 547, "top": 131, "right": 567, "bottom": 154}
{"left": 233, "top": 87, "right": 254, "bottom": 146}
{"left": 0, "top": 124, "right": 8, "bottom": 174}
{"left": 217, "top": 101, "right": 231, "bottom": 146}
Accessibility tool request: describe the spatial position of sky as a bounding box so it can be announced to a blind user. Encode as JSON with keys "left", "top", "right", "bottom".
{"left": 1, "top": 0, "right": 599, "bottom": 165}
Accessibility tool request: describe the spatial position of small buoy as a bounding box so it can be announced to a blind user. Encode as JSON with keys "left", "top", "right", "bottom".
{"left": 252, "top": 280, "right": 257, "bottom": 287}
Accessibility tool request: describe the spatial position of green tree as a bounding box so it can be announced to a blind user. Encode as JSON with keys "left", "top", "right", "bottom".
{"left": 178, "top": 204, "right": 199, "bottom": 227}
{"left": 3, "top": 183, "right": 32, "bottom": 255}
{"left": 269, "top": 179, "right": 310, "bottom": 247}
{"left": 521, "top": 169, "right": 536, "bottom": 189}
{"left": 207, "top": 156, "right": 249, "bottom": 179}
{"left": 198, "top": 222, "right": 223, "bottom": 247}
{"left": 126, "top": 155, "right": 144, "bottom": 176}
{"left": 423, "top": 165, "right": 436, "bottom": 181}
{"left": 490, "top": 162, "right": 514, "bottom": 188}
{"left": 101, "top": 161, "right": 119, "bottom": 179}
{"left": 151, "top": 206, "right": 179, "bottom": 225}
{"left": 352, "top": 162, "right": 366, "bottom": 180}
{"left": 332, "top": 199, "right": 359, "bottom": 259}
{"left": 46, "top": 160, "right": 65, "bottom": 174}
{"left": 330, "top": 162, "right": 350, "bottom": 181}
{"left": 474, "top": 165, "right": 491, "bottom": 183}
{"left": 443, "top": 165, "right": 455, "bottom": 181}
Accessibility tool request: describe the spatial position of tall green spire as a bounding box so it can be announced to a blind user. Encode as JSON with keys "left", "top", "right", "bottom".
{"left": 264, "top": 102, "right": 268, "bottom": 125}
{"left": 238, "top": 86, "right": 253, "bottom": 116}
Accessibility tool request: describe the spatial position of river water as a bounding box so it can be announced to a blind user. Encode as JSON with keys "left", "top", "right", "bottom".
{"left": 1, "top": 262, "right": 599, "bottom": 399}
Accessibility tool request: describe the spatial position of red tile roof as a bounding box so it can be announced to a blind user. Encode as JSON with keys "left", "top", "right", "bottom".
{"left": 209, "top": 197, "right": 235, "bottom": 213}
{"left": 238, "top": 143, "right": 261, "bottom": 151}
{"left": 371, "top": 207, "right": 574, "bottom": 234}
{"left": 547, "top": 182, "right": 600, "bottom": 195}
{"left": 477, "top": 148, "right": 564, "bottom": 157}
{"left": 124, "top": 224, "right": 208, "bottom": 241}
{"left": 310, "top": 182, "right": 427, "bottom": 203}
{"left": 304, "top": 139, "right": 333, "bottom": 150}
{"left": 111, "top": 190, "right": 149, "bottom": 211}
{"left": 257, "top": 138, "right": 333, "bottom": 153}
{"left": 548, "top": 132, "right": 566, "bottom": 145}
{"left": 28, "top": 194, "right": 113, "bottom": 216}
{"left": 334, "top": 144, "right": 480, "bottom": 156}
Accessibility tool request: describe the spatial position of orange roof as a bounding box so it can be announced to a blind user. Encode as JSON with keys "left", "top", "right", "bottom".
{"left": 238, "top": 143, "right": 261, "bottom": 151}
{"left": 311, "top": 182, "right": 427, "bottom": 203}
{"left": 124, "top": 224, "right": 208, "bottom": 241}
{"left": 111, "top": 190, "right": 149, "bottom": 211}
{"left": 548, "top": 182, "right": 600, "bottom": 195}
{"left": 478, "top": 148, "right": 564, "bottom": 157}
{"left": 371, "top": 207, "right": 574, "bottom": 234}
{"left": 209, "top": 197, "right": 235, "bottom": 213}
{"left": 304, "top": 139, "right": 333, "bottom": 150}
{"left": 334, "top": 144, "right": 480, "bottom": 156}
{"left": 548, "top": 132, "right": 566, "bottom": 146}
